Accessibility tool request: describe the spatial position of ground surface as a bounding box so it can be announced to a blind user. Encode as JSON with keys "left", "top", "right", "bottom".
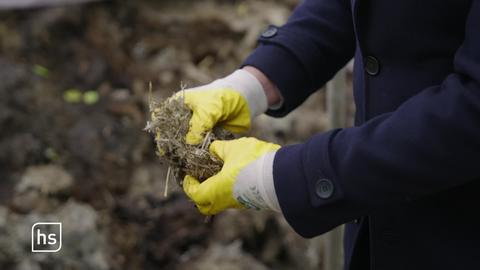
{"left": 0, "top": 1, "right": 343, "bottom": 269}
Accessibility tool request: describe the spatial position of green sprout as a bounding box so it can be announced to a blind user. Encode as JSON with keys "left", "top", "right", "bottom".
{"left": 63, "top": 88, "right": 83, "bottom": 103}
{"left": 83, "top": 90, "right": 99, "bottom": 105}
{"left": 33, "top": 64, "right": 49, "bottom": 78}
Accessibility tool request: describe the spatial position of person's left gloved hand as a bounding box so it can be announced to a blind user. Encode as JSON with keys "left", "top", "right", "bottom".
{"left": 183, "top": 137, "right": 281, "bottom": 215}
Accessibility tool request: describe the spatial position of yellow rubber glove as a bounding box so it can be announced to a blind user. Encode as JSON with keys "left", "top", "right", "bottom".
{"left": 176, "top": 70, "right": 268, "bottom": 144}
{"left": 183, "top": 137, "right": 281, "bottom": 215}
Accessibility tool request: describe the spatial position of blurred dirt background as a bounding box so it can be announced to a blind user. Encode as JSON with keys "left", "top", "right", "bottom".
{"left": 0, "top": 0, "right": 353, "bottom": 269}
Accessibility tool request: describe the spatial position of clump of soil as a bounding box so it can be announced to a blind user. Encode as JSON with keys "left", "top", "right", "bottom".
{"left": 145, "top": 90, "right": 233, "bottom": 186}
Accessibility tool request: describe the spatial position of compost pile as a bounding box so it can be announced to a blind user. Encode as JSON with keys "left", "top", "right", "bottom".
{"left": 0, "top": 0, "right": 339, "bottom": 269}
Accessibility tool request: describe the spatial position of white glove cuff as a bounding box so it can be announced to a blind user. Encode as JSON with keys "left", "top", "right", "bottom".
{"left": 233, "top": 151, "right": 281, "bottom": 212}
{"left": 214, "top": 69, "right": 268, "bottom": 118}
{"left": 259, "top": 151, "right": 281, "bottom": 212}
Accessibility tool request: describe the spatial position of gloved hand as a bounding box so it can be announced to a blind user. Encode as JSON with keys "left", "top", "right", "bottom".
{"left": 176, "top": 70, "right": 268, "bottom": 145}
{"left": 183, "top": 137, "right": 281, "bottom": 215}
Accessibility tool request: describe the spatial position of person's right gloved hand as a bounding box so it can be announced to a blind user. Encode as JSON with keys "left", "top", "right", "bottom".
{"left": 183, "top": 137, "right": 281, "bottom": 215}
{"left": 175, "top": 70, "right": 268, "bottom": 145}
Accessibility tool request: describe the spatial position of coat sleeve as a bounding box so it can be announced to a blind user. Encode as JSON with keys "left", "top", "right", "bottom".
{"left": 242, "top": 0, "right": 355, "bottom": 117}
{"left": 273, "top": 1, "right": 480, "bottom": 238}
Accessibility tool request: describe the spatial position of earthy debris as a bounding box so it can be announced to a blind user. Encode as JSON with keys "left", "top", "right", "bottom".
{"left": 0, "top": 1, "right": 336, "bottom": 269}
{"left": 145, "top": 91, "right": 233, "bottom": 186}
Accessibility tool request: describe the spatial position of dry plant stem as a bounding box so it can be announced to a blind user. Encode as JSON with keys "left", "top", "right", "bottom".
{"left": 148, "top": 81, "right": 153, "bottom": 109}
{"left": 201, "top": 131, "right": 211, "bottom": 150}
{"left": 164, "top": 166, "right": 171, "bottom": 197}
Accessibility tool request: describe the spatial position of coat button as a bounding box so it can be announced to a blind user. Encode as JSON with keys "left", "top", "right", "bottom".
{"left": 261, "top": 26, "right": 278, "bottom": 38}
{"left": 315, "top": 179, "right": 334, "bottom": 199}
{"left": 365, "top": 55, "right": 380, "bottom": 76}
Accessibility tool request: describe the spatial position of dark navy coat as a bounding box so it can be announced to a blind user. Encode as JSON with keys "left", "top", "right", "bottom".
{"left": 243, "top": 0, "right": 480, "bottom": 269}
